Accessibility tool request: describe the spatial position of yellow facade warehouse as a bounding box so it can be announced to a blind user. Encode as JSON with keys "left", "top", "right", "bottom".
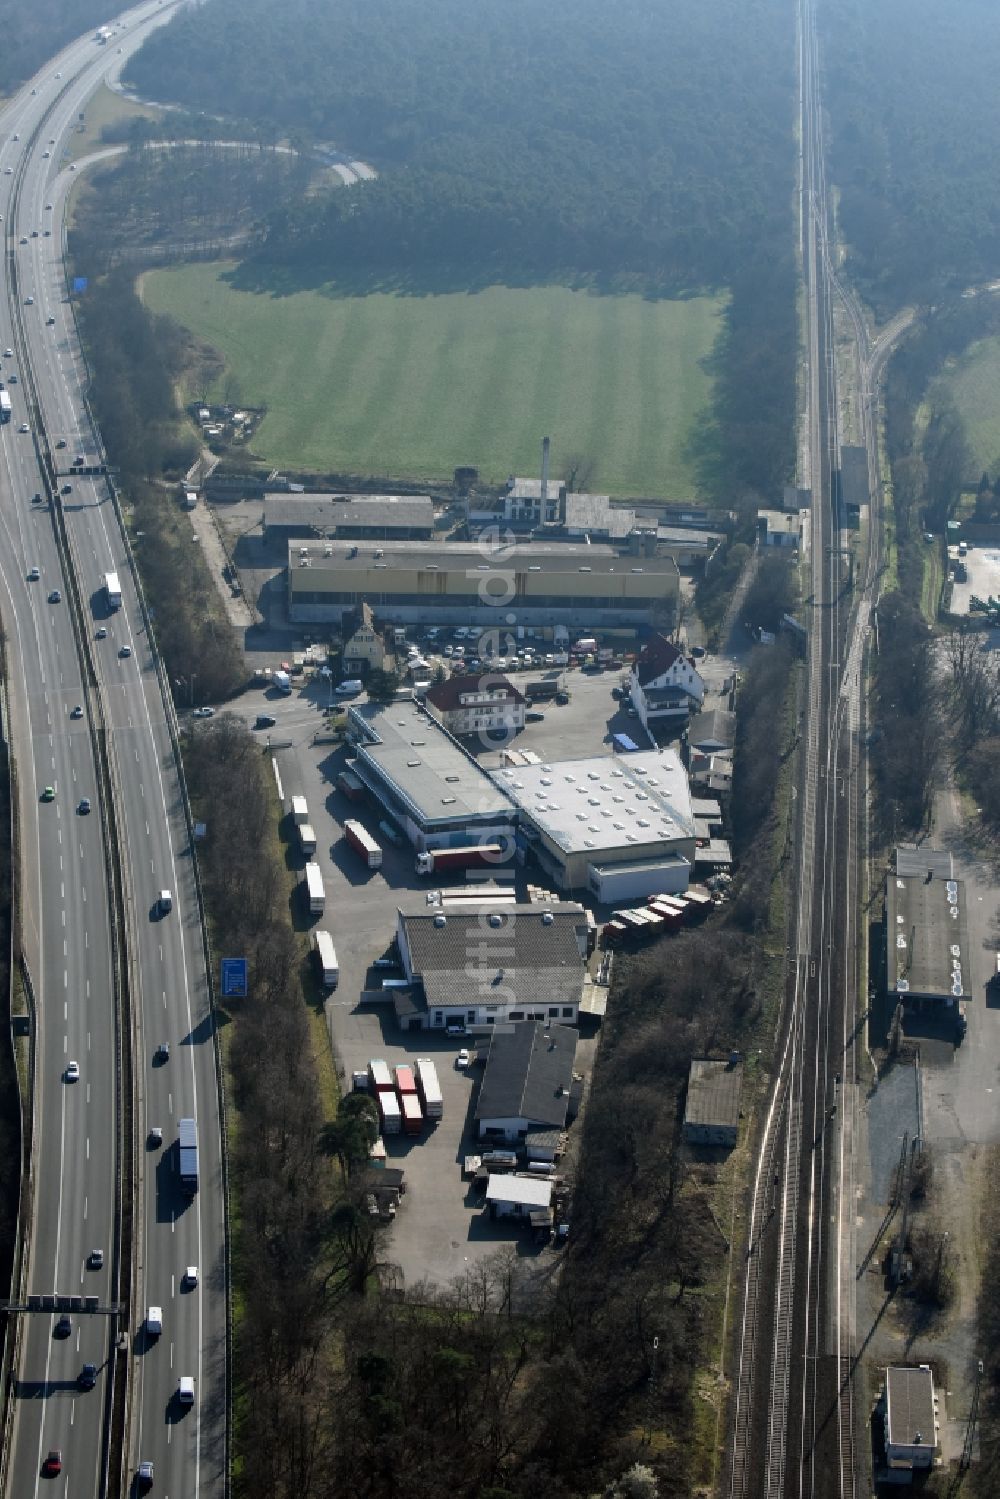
{"left": 287, "top": 538, "right": 679, "bottom": 629}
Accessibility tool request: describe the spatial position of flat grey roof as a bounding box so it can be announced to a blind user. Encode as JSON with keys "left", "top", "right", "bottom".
{"left": 485, "top": 1175, "right": 553, "bottom": 1208}
{"left": 350, "top": 702, "right": 516, "bottom": 827}
{"left": 656, "top": 526, "right": 723, "bottom": 547}
{"left": 288, "top": 536, "right": 679, "bottom": 578}
{"left": 590, "top": 854, "right": 690, "bottom": 878}
{"left": 494, "top": 750, "right": 694, "bottom": 859}
{"left": 885, "top": 870, "right": 971, "bottom": 1000}
{"left": 694, "top": 839, "right": 733, "bottom": 867}
{"left": 684, "top": 1057, "right": 743, "bottom": 1130}
{"left": 885, "top": 1366, "right": 936, "bottom": 1448}
{"left": 266, "top": 493, "right": 434, "bottom": 532}
{"left": 840, "top": 446, "right": 870, "bottom": 512}
{"left": 894, "top": 845, "right": 959, "bottom": 881}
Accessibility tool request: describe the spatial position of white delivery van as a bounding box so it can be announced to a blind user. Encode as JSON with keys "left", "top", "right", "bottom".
{"left": 158, "top": 890, "right": 172, "bottom": 914}
{"left": 146, "top": 1307, "right": 162, "bottom": 1337}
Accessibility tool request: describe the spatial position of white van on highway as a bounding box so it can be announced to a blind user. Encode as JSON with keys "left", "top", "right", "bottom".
{"left": 146, "top": 1307, "right": 162, "bottom": 1338}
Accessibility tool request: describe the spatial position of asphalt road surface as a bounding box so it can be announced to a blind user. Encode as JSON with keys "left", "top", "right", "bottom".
{"left": 1, "top": 8, "right": 226, "bottom": 1497}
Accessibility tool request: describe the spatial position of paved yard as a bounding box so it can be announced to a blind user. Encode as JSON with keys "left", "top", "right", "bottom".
{"left": 264, "top": 723, "right": 575, "bottom": 1287}
{"left": 948, "top": 543, "right": 1000, "bottom": 617}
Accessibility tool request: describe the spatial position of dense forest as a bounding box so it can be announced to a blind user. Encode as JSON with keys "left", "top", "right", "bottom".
{"left": 821, "top": 0, "right": 1000, "bottom": 312}
{"left": 0, "top": 0, "right": 110, "bottom": 92}
{"left": 129, "top": 0, "right": 796, "bottom": 291}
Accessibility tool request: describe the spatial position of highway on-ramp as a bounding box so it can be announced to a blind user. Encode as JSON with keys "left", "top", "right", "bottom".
{"left": 1, "top": 9, "right": 227, "bottom": 1497}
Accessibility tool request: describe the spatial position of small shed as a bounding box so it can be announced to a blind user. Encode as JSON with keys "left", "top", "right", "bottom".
{"left": 683, "top": 1056, "right": 743, "bottom": 1147}
{"left": 883, "top": 1365, "right": 937, "bottom": 1473}
{"left": 486, "top": 1174, "right": 554, "bottom": 1219}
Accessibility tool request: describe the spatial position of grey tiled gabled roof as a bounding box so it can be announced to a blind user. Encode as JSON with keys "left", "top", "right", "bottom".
{"left": 476, "top": 1021, "right": 577, "bottom": 1129}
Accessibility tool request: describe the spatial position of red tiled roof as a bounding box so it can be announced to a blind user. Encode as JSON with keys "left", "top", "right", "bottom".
{"left": 425, "top": 673, "right": 525, "bottom": 712}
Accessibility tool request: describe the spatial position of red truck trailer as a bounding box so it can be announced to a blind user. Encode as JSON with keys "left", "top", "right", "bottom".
{"left": 336, "top": 768, "right": 365, "bottom": 802}
{"left": 394, "top": 1064, "right": 417, "bottom": 1096}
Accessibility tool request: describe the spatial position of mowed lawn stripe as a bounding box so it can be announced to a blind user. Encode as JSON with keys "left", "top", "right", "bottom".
{"left": 142, "top": 265, "right": 724, "bottom": 495}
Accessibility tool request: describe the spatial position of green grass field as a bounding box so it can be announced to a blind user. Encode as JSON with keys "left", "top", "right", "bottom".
{"left": 69, "top": 82, "right": 162, "bottom": 162}
{"left": 933, "top": 336, "right": 1000, "bottom": 472}
{"left": 141, "top": 263, "right": 724, "bottom": 496}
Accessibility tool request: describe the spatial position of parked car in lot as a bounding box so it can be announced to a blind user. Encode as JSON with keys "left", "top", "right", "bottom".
{"left": 254, "top": 714, "right": 276, "bottom": 729}
{"left": 455, "top": 1048, "right": 472, "bottom": 1069}
{"left": 192, "top": 706, "right": 214, "bottom": 718}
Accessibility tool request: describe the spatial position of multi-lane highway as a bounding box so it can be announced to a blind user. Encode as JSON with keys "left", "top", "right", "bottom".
{"left": 1, "top": 9, "right": 226, "bottom": 1496}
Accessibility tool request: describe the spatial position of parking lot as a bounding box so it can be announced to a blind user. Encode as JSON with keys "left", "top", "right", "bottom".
{"left": 948, "top": 542, "right": 1000, "bottom": 616}
{"left": 263, "top": 709, "right": 585, "bottom": 1288}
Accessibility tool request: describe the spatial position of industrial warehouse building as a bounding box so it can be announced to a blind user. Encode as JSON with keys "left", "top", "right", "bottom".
{"left": 287, "top": 537, "right": 680, "bottom": 628}
{"left": 346, "top": 703, "right": 697, "bottom": 893}
{"left": 476, "top": 1020, "right": 578, "bottom": 1158}
{"left": 265, "top": 492, "right": 435, "bottom": 541}
{"left": 395, "top": 903, "right": 590, "bottom": 1031}
{"left": 495, "top": 749, "right": 696, "bottom": 898}
{"left": 347, "top": 701, "right": 518, "bottom": 852}
{"left": 885, "top": 846, "right": 970, "bottom": 1013}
